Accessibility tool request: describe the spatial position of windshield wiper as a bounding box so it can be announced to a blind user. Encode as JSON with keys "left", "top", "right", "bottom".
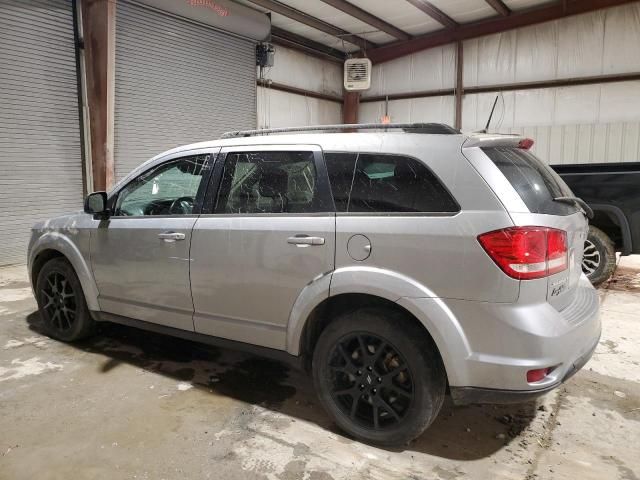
{"left": 554, "top": 196, "right": 594, "bottom": 219}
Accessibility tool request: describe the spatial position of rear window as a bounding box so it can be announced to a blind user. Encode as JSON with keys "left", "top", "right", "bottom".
{"left": 482, "top": 147, "right": 578, "bottom": 216}
{"left": 325, "top": 152, "right": 459, "bottom": 213}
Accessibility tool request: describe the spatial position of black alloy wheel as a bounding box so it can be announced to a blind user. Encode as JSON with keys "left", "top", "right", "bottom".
{"left": 313, "top": 308, "right": 446, "bottom": 446}
{"left": 328, "top": 333, "right": 414, "bottom": 430}
{"left": 36, "top": 258, "right": 95, "bottom": 342}
{"left": 40, "top": 271, "right": 77, "bottom": 333}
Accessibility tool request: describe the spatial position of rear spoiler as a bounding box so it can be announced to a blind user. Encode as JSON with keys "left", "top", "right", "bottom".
{"left": 462, "top": 134, "right": 524, "bottom": 149}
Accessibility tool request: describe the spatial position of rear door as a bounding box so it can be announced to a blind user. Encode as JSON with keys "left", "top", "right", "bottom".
{"left": 189, "top": 145, "right": 335, "bottom": 350}
{"left": 467, "top": 144, "right": 588, "bottom": 309}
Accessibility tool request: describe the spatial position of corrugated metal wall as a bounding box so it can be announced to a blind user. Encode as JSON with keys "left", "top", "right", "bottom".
{"left": 359, "top": 3, "right": 640, "bottom": 165}
{"left": 0, "top": 0, "right": 83, "bottom": 266}
{"left": 114, "top": 0, "right": 257, "bottom": 179}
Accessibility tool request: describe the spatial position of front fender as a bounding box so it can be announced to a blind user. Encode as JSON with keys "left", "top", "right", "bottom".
{"left": 28, "top": 232, "right": 100, "bottom": 311}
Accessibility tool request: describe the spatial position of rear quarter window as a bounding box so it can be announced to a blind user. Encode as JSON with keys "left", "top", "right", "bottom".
{"left": 325, "top": 152, "right": 459, "bottom": 214}
{"left": 482, "top": 147, "right": 578, "bottom": 216}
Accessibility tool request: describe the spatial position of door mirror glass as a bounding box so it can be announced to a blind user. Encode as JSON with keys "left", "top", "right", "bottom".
{"left": 84, "top": 191, "right": 108, "bottom": 215}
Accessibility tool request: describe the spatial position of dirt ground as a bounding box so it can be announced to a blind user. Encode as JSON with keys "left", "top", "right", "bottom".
{"left": 1, "top": 258, "right": 639, "bottom": 480}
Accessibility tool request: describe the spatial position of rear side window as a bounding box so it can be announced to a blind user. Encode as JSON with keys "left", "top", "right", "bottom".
{"left": 325, "top": 152, "right": 459, "bottom": 213}
{"left": 482, "top": 147, "right": 578, "bottom": 216}
{"left": 215, "top": 151, "right": 330, "bottom": 214}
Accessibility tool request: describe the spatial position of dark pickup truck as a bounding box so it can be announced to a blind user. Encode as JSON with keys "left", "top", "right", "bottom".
{"left": 552, "top": 162, "right": 640, "bottom": 285}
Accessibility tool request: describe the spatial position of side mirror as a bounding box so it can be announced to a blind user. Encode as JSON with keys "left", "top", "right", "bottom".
{"left": 84, "top": 191, "right": 109, "bottom": 218}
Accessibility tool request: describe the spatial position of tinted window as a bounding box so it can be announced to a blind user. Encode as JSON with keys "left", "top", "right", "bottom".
{"left": 215, "top": 151, "right": 328, "bottom": 214}
{"left": 325, "top": 152, "right": 459, "bottom": 213}
{"left": 115, "top": 155, "right": 206, "bottom": 216}
{"left": 482, "top": 147, "right": 578, "bottom": 215}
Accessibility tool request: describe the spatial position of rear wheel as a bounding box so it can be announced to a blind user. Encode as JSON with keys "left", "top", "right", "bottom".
{"left": 583, "top": 225, "right": 616, "bottom": 287}
{"left": 35, "top": 258, "right": 95, "bottom": 342}
{"left": 312, "top": 308, "right": 446, "bottom": 446}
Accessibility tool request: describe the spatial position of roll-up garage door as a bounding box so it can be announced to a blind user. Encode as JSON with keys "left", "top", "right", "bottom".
{"left": 0, "top": 0, "right": 83, "bottom": 266}
{"left": 114, "top": 0, "right": 257, "bottom": 179}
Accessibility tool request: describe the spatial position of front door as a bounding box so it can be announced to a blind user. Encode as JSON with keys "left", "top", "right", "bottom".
{"left": 190, "top": 145, "right": 335, "bottom": 350}
{"left": 91, "top": 153, "right": 212, "bottom": 330}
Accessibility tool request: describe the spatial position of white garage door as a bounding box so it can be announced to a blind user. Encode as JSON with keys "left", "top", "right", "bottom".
{"left": 114, "top": 0, "right": 257, "bottom": 180}
{"left": 0, "top": 0, "right": 83, "bottom": 266}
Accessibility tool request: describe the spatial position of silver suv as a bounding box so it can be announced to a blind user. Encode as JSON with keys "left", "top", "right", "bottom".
{"left": 28, "top": 123, "right": 600, "bottom": 446}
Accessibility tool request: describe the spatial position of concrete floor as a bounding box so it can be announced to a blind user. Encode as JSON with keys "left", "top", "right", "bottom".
{"left": 1, "top": 260, "right": 639, "bottom": 480}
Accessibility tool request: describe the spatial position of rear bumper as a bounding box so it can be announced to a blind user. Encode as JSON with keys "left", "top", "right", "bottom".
{"left": 450, "top": 334, "right": 599, "bottom": 405}
{"left": 401, "top": 274, "right": 601, "bottom": 396}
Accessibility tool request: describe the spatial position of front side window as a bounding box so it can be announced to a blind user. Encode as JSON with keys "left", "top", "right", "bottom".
{"left": 325, "top": 152, "right": 459, "bottom": 213}
{"left": 215, "top": 151, "right": 326, "bottom": 214}
{"left": 114, "top": 155, "right": 207, "bottom": 216}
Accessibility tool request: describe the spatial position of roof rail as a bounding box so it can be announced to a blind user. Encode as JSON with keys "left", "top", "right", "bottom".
{"left": 220, "top": 123, "right": 459, "bottom": 139}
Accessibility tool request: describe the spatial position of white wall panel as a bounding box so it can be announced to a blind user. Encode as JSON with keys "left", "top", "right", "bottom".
{"left": 503, "top": 122, "right": 640, "bottom": 165}
{"left": 266, "top": 46, "right": 343, "bottom": 96}
{"left": 464, "top": 3, "right": 640, "bottom": 85}
{"left": 359, "top": 96, "right": 455, "bottom": 125}
{"left": 602, "top": 4, "right": 640, "bottom": 74}
{"left": 462, "top": 81, "right": 640, "bottom": 131}
{"left": 257, "top": 87, "right": 341, "bottom": 128}
{"left": 557, "top": 10, "right": 605, "bottom": 78}
{"left": 600, "top": 81, "right": 640, "bottom": 123}
{"left": 464, "top": 31, "right": 517, "bottom": 86}
{"left": 258, "top": 46, "right": 343, "bottom": 129}
{"left": 363, "top": 44, "right": 456, "bottom": 98}
{"left": 514, "top": 23, "right": 558, "bottom": 83}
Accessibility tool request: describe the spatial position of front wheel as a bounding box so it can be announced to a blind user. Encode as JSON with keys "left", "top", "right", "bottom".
{"left": 312, "top": 308, "right": 446, "bottom": 446}
{"left": 583, "top": 225, "right": 616, "bottom": 287}
{"left": 35, "top": 258, "right": 95, "bottom": 342}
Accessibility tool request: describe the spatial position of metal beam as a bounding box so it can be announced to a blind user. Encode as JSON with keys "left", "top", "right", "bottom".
{"left": 319, "top": 0, "right": 411, "bottom": 40}
{"left": 257, "top": 79, "right": 343, "bottom": 103}
{"left": 359, "top": 72, "right": 640, "bottom": 103}
{"left": 454, "top": 41, "right": 463, "bottom": 130}
{"left": 404, "top": 0, "right": 458, "bottom": 28}
{"left": 464, "top": 72, "right": 640, "bottom": 94}
{"left": 244, "top": 0, "right": 375, "bottom": 51}
{"left": 271, "top": 27, "right": 345, "bottom": 63}
{"left": 360, "top": 88, "right": 454, "bottom": 103}
{"left": 368, "top": 0, "right": 639, "bottom": 64}
{"left": 485, "top": 0, "right": 511, "bottom": 16}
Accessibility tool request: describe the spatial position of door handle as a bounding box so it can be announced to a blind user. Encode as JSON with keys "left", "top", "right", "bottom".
{"left": 287, "top": 235, "right": 325, "bottom": 246}
{"left": 158, "top": 231, "right": 186, "bottom": 242}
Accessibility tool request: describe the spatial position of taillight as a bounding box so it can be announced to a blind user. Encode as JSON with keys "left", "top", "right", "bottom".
{"left": 478, "top": 227, "right": 568, "bottom": 280}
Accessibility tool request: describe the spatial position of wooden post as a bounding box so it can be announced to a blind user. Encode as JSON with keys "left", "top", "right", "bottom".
{"left": 81, "top": 0, "right": 116, "bottom": 191}
{"left": 454, "top": 41, "right": 463, "bottom": 130}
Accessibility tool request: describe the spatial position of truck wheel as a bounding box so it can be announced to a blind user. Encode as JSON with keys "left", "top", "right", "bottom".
{"left": 312, "top": 308, "right": 446, "bottom": 446}
{"left": 35, "top": 258, "right": 95, "bottom": 342}
{"left": 583, "top": 226, "right": 616, "bottom": 287}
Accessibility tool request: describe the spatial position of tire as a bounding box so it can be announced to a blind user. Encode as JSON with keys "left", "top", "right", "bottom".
{"left": 583, "top": 225, "right": 616, "bottom": 287}
{"left": 312, "top": 308, "right": 446, "bottom": 446}
{"left": 35, "top": 258, "right": 95, "bottom": 342}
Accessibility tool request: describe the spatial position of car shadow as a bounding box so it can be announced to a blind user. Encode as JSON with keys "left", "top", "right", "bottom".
{"left": 26, "top": 311, "right": 538, "bottom": 460}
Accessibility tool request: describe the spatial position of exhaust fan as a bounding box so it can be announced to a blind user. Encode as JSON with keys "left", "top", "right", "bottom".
{"left": 344, "top": 58, "right": 372, "bottom": 91}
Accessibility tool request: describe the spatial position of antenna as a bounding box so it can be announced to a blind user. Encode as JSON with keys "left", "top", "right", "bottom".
{"left": 483, "top": 95, "right": 499, "bottom": 133}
